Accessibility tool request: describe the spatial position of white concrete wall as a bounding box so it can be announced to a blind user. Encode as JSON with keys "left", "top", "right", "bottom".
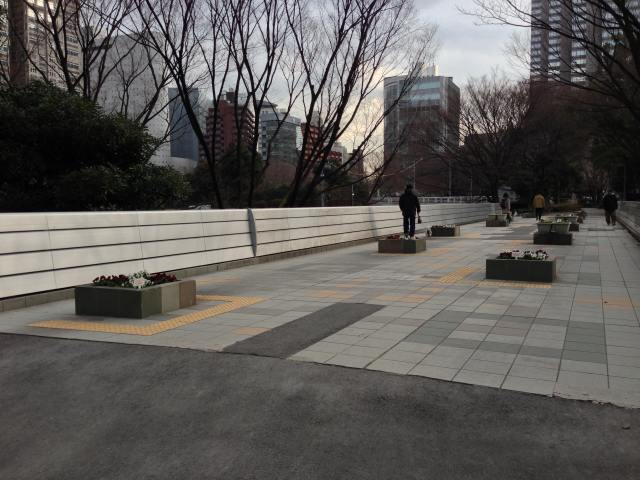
{"left": 618, "top": 202, "right": 640, "bottom": 239}
{"left": 0, "top": 204, "right": 496, "bottom": 299}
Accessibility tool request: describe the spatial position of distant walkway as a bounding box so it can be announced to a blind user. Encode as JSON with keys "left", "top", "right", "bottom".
{"left": 2, "top": 209, "right": 640, "bottom": 407}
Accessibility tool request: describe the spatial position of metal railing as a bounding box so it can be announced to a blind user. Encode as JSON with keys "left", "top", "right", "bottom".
{"left": 373, "top": 196, "right": 489, "bottom": 205}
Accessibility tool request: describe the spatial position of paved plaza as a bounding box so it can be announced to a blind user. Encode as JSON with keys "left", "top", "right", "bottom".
{"left": 2, "top": 210, "right": 640, "bottom": 407}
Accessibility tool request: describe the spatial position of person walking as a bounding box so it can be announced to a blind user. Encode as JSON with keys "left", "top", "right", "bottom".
{"left": 532, "top": 192, "right": 545, "bottom": 221}
{"left": 603, "top": 191, "right": 618, "bottom": 226}
{"left": 500, "top": 193, "right": 511, "bottom": 222}
{"left": 399, "top": 184, "right": 421, "bottom": 239}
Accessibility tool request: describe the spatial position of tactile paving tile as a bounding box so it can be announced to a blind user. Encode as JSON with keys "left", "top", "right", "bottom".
{"left": 29, "top": 295, "right": 265, "bottom": 336}
{"left": 437, "top": 266, "right": 477, "bottom": 284}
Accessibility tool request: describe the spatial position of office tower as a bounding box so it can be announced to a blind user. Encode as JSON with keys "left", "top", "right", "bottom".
{"left": 383, "top": 66, "right": 460, "bottom": 194}
{"left": 94, "top": 34, "right": 171, "bottom": 167}
{"left": 168, "top": 87, "right": 200, "bottom": 168}
{"left": 530, "top": 0, "right": 640, "bottom": 83}
{"left": 259, "top": 103, "right": 301, "bottom": 185}
{"left": 7, "top": 0, "right": 81, "bottom": 86}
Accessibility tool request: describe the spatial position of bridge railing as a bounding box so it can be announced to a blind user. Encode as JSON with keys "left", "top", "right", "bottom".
{"left": 0, "top": 203, "right": 498, "bottom": 300}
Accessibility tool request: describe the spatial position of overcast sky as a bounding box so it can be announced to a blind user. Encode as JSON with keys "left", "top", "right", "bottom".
{"left": 415, "top": 0, "right": 526, "bottom": 84}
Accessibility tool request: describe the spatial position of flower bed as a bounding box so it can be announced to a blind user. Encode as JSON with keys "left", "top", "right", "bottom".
{"left": 76, "top": 271, "right": 195, "bottom": 319}
{"left": 487, "top": 249, "right": 555, "bottom": 282}
{"left": 92, "top": 271, "right": 177, "bottom": 289}
{"left": 497, "top": 249, "right": 548, "bottom": 260}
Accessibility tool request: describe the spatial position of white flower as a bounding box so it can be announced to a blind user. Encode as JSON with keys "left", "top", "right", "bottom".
{"left": 130, "top": 276, "right": 148, "bottom": 289}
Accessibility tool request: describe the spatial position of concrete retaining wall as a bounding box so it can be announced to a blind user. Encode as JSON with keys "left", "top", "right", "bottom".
{"left": 0, "top": 203, "right": 496, "bottom": 300}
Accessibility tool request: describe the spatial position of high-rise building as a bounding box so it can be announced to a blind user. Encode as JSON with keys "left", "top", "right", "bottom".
{"left": 94, "top": 34, "right": 171, "bottom": 167}
{"left": 300, "top": 113, "right": 345, "bottom": 167}
{"left": 168, "top": 87, "right": 200, "bottom": 167}
{"left": 259, "top": 103, "right": 301, "bottom": 185}
{"left": 200, "top": 90, "right": 255, "bottom": 163}
{"left": 530, "top": 0, "right": 640, "bottom": 83}
{"left": 7, "top": 0, "right": 81, "bottom": 86}
{"left": 383, "top": 67, "right": 460, "bottom": 194}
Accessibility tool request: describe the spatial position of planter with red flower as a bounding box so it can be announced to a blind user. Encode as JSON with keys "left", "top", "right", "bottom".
{"left": 75, "top": 271, "right": 196, "bottom": 319}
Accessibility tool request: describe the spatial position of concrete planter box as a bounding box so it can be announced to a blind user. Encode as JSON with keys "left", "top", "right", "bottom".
{"left": 486, "top": 258, "right": 556, "bottom": 283}
{"left": 486, "top": 214, "right": 508, "bottom": 227}
{"left": 378, "top": 238, "right": 426, "bottom": 254}
{"left": 533, "top": 232, "right": 572, "bottom": 245}
{"left": 537, "top": 223, "right": 553, "bottom": 234}
{"left": 431, "top": 226, "right": 460, "bottom": 237}
{"left": 569, "top": 223, "right": 580, "bottom": 232}
{"left": 551, "top": 222, "right": 571, "bottom": 234}
{"left": 75, "top": 280, "right": 196, "bottom": 318}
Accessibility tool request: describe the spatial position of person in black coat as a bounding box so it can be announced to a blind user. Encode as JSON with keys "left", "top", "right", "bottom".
{"left": 399, "top": 184, "right": 421, "bottom": 239}
{"left": 602, "top": 191, "right": 618, "bottom": 226}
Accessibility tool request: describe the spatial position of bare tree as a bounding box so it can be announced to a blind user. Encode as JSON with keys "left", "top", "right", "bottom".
{"left": 454, "top": 71, "right": 532, "bottom": 199}
{"left": 280, "top": 0, "right": 437, "bottom": 206}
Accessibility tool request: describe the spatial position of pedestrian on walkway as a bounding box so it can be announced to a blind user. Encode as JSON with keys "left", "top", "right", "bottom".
{"left": 603, "top": 191, "right": 618, "bottom": 226}
{"left": 532, "top": 192, "right": 545, "bottom": 221}
{"left": 399, "top": 184, "right": 421, "bottom": 239}
{"left": 500, "top": 193, "right": 511, "bottom": 222}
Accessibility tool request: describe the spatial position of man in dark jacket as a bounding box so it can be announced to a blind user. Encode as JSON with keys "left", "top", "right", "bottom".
{"left": 603, "top": 191, "right": 618, "bottom": 226}
{"left": 399, "top": 184, "right": 421, "bottom": 239}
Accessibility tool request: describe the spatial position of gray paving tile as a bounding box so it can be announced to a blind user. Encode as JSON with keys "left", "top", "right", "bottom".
{"left": 609, "top": 376, "right": 640, "bottom": 393}
{"left": 560, "top": 360, "right": 607, "bottom": 375}
{"left": 342, "top": 345, "right": 387, "bottom": 359}
{"left": 440, "top": 338, "right": 481, "bottom": 350}
{"left": 565, "top": 333, "right": 605, "bottom": 344}
{"left": 394, "top": 341, "right": 437, "bottom": 354}
{"left": 380, "top": 349, "right": 427, "bottom": 364}
{"left": 463, "top": 359, "right": 512, "bottom": 375}
{"left": 563, "top": 341, "right": 606, "bottom": 353}
{"left": 519, "top": 345, "right": 563, "bottom": 359}
{"left": 556, "top": 371, "right": 608, "bottom": 389}
{"left": 509, "top": 365, "right": 558, "bottom": 381}
{"left": 454, "top": 370, "right": 504, "bottom": 388}
{"left": 456, "top": 323, "right": 493, "bottom": 334}
{"left": 502, "top": 376, "right": 555, "bottom": 396}
{"left": 305, "top": 341, "right": 350, "bottom": 354}
{"left": 404, "top": 332, "right": 445, "bottom": 344}
{"left": 367, "top": 359, "right": 414, "bottom": 374}
{"left": 608, "top": 364, "right": 640, "bottom": 380}
{"left": 471, "top": 350, "right": 516, "bottom": 363}
{"left": 477, "top": 341, "right": 521, "bottom": 354}
{"left": 533, "top": 317, "right": 569, "bottom": 327}
{"left": 562, "top": 350, "right": 607, "bottom": 364}
{"left": 325, "top": 354, "right": 371, "bottom": 368}
{"left": 408, "top": 364, "right": 458, "bottom": 380}
{"left": 290, "top": 350, "right": 335, "bottom": 363}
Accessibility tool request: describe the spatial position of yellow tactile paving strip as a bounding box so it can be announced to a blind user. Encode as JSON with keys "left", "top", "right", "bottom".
{"left": 29, "top": 295, "right": 265, "bottom": 336}
{"left": 437, "top": 266, "right": 477, "bottom": 284}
